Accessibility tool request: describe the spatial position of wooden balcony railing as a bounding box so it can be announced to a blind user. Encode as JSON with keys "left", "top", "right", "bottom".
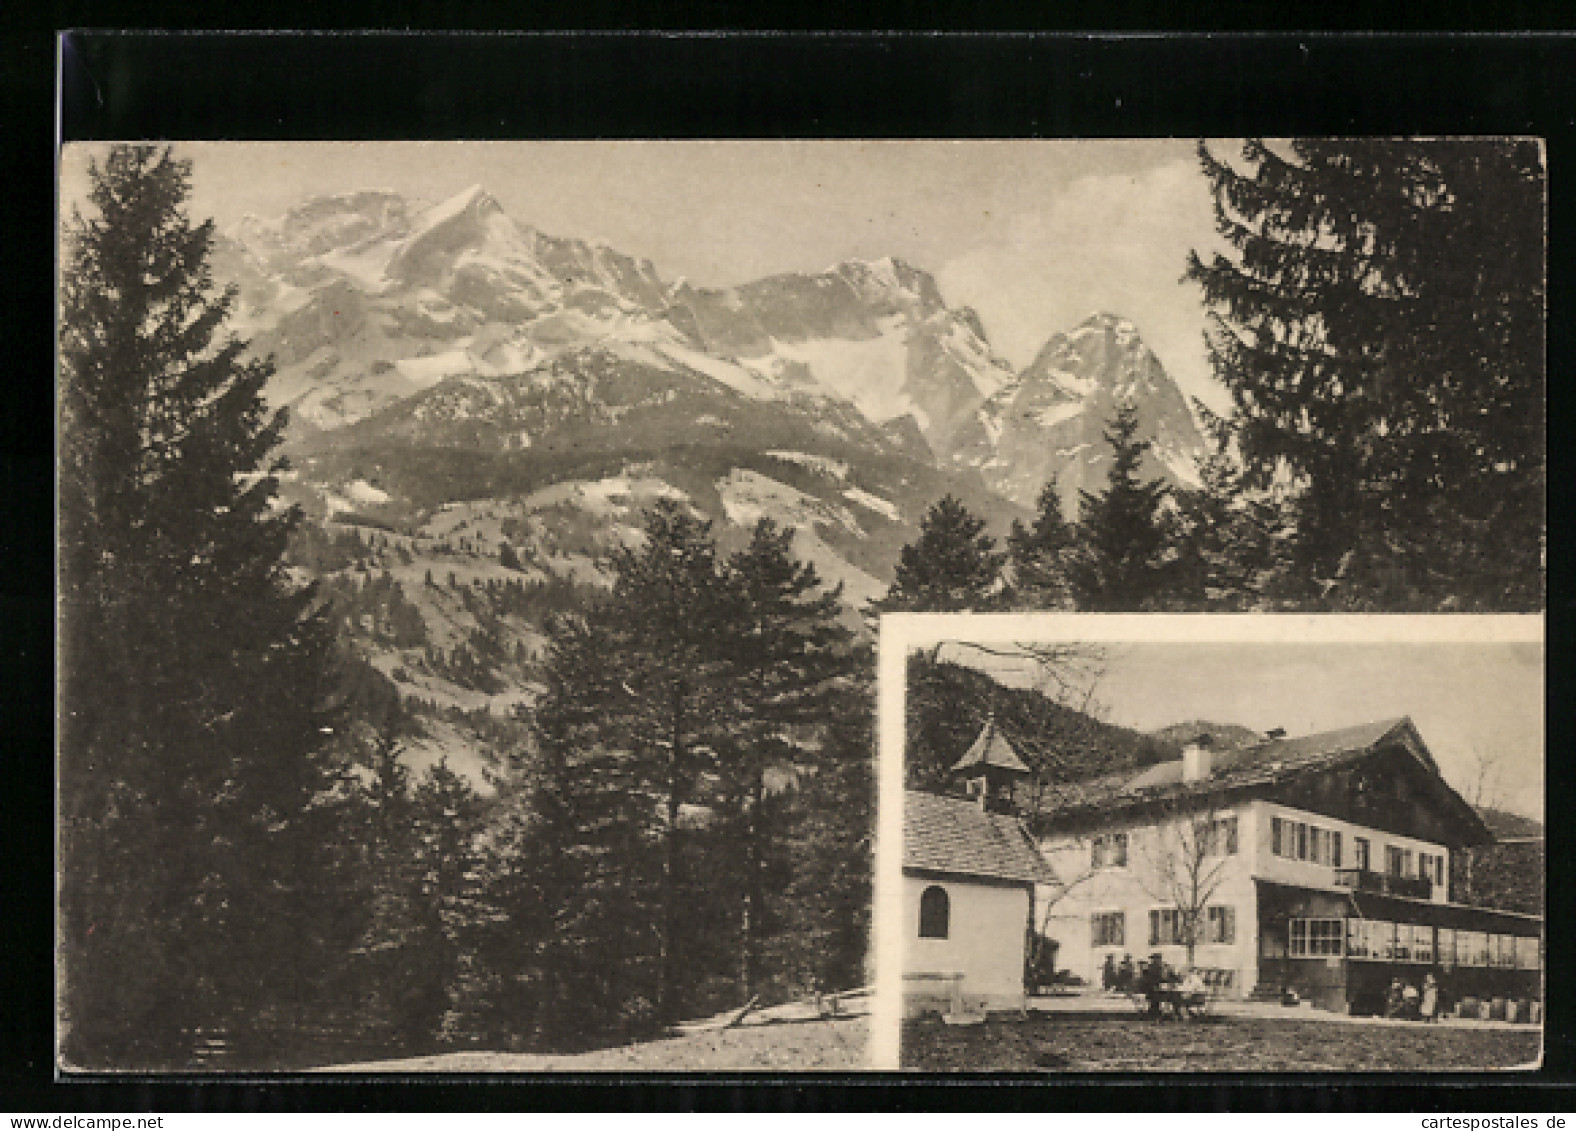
{"left": 1332, "top": 868, "right": 1433, "bottom": 900}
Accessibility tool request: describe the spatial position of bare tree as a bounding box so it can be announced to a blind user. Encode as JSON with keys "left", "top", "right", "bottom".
{"left": 1462, "top": 741, "right": 1504, "bottom": 810}
{"left": 921, "top": 639, "right": 1106, "bottom": 700}
{"left": 1136, "top": 799, "right": 1234, "bottom": 969}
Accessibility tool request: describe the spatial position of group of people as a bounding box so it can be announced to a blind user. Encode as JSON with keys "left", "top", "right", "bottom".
{"left": 1385, "top": 973, "right": 1441, "bottom": 1022}
{"left": 1103, "top": 953, "right": 1210, "bottom": 1019}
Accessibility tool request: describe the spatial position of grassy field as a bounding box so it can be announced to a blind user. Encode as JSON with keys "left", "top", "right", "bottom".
{"left": 902, "top": 1013, "right": 1541, "bottom": 1073}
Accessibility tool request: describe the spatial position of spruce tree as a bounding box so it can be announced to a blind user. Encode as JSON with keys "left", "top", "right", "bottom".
{"left": 1008, "top": 477, "right": 1076, "bottom": 610}
{"left": 58, "top": 146, "right": 347, "bottom": 1067}
{"left": 1186, "top": 138, "right": 1545, "bottom": 609}
{"left": 872, "top": 494, "right": 1006, "bottom": 614}
{"left": 599, "top": 500, "right": 737, "bottom": 1026}
{"left": 1067, "top": 404, "right": 1176, "bottom": 611}
{"left": 1171, "top": 447, "right": 1289, "bottom": 610}
{"left": 529, "top": 610, "right": 665, "bottom": 1047}
{"left": 721, "top": 519, "right": 858, "bottom": 1002}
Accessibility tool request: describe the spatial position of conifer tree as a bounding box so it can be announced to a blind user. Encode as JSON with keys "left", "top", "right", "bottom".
{"left": 598, "top": 500, "right": 737, "bottom": 1026}
{"left": 1067, "top": 404, "right": 1176, "bottom": 611}
{"left": 58, "top": 146, "right": 347, "bottom": 1067}
{"left": 872, "top": 494, "right": 1006, "bottom": 614}
{"left": 1186, "top": 138, "right": 1545, "bottom": 609}
{"left": 528, "top": 610, "right": 665, "bottom": 1047}
{"left": 774, "top": 685, "right": 875, "bottom": 997}
{"left": 721, "top": 519, "right": 859, "bottom": 1001}
{"left": 1008, "top": 477, "right": 1076, "bottom": 610}
{"left": 1171, "top": 446, "right": 1289, "bottom": 610}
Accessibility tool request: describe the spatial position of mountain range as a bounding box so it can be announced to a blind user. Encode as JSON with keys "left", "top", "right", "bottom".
{"left": 213, "top": 184, "right": 1211, "bottom": 782}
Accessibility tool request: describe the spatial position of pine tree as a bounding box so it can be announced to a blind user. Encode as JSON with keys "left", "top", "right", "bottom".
{"left": 1186, "top": 138, "right": 1545, "bottom": 609}
{"left": 1008, "top": 477, "right": 1076, "bottom": 610}
{"left": 775, "top": 686, "right": 875, "bottom": 998}
{"left": 598, "top": 500, "right": 738, "bottom": 1026}
{"left": 720, "top": 519, "right": 859, "bottom": 1002}
{"left": 1066, "top": 404, "right": 1176, "bottom": 611}
{"left": 1171, "top": 446, "right": 1290, "bottom": 610}
{"left": 872, "top": 494, "right": 1006, "bottom": 614}
{"left": 528, "top": 610, "right": 665, "bottom": 1048}
{"left": 58, "top": 146, "right": 348, "bottom": 1067}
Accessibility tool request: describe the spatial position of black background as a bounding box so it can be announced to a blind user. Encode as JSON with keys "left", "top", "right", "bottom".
{"left": 7, "top": 25, "right": 1574, "bottom": 1112}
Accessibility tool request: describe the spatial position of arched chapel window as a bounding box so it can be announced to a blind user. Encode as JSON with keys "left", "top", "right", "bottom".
{"left": 918, "top": 885, "right": 950, "bottom": 939}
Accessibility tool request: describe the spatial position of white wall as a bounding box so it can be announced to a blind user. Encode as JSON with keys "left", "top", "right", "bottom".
{"left": 1249, "top": 798, "right": 1449, "bottom": 903}
{"left": 903, "top": 874, "right": 1031, "bottom": 1011}
{"left": 1037, "top": 806, "right": 1259, "bottom": 994}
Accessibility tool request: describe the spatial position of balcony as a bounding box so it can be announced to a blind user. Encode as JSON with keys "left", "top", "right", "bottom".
{"left": 1333, "top": 868, "right": 1433, "bottom": 901}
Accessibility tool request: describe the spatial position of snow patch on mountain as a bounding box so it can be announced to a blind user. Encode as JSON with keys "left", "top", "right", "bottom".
{"left": 765, "top": 451, "right": 850, "bottom": 481}
{"left": 346, "top": 479, "right": 391, "bottom": 506}
{"left": 753, "top": 317, "right": 919, "bottom": 426}
{"left": 842, "top": 486, "right": 902, "bottom": 522}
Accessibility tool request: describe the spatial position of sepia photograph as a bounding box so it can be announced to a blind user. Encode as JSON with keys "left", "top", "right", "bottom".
{"left": 879, "top": 615, "right": 1544, "bottom": 1072}
{"left": 56, "top": 138, "right": 1544, "bottom": 1073}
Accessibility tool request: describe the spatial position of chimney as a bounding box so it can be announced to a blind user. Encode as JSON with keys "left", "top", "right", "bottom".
{"left": 1182, "top": 734, "right": 1214, "bottom": 783}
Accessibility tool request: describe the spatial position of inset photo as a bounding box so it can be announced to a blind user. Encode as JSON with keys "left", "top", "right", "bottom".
{"left": 876, "top": 615, "right": 1543, "bottom": 1072}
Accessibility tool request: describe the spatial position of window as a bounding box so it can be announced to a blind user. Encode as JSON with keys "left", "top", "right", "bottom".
{"left": 1372, "top": 920, "right": 1396, "bottom": 960}
{"left": 1386, "top": 844, "right": 1408, "bottom": 877}
{"left": 1418, "top": 852, "right": 1444, "bottom": 890}
{"left": 1289, "top": 918, "right": 1344, "bottom": 957}
{"left": 1413, "top": 924, "right": 1435, "bottom": 964}
{"left": 1516, "top": 936, "right": 1541, "bottom": 971}
{"left": 1437, "top": 927, "right": 1456, "bottom": 969}
{"left": 1206, "top": 905, "right": 1236, "bottom": 945}
{"left": 1150, "top": 908, "right": 1183, "bottom": 947}
{"left": 918, "top": 885, "right": 950, "bottom": 939}
{"left": 1311, "top": 827, "right": 1341, "bottom": 865}
{"left": 1394, "top": 922, "right": 1414, "bottom": 962}
{"left": 1459, "top": 930, "right": 1490, "bottom": 967}
{"left": 1493, "top": 934, "right": 1517, "bottom": 968}
{"left": 1198, "top": 815, "right": 1238, "bottom": 856}
{"left": 1092, "top": 832, "right": 1128, "bottom": 869}
{"left": 1272, "top": 816, "right": 1312, "bottom": 860}
{"left": 1346, "top": 918, "right": 1370, "bottom": 958}
{"left": 1091, "top": 911, "right": 1125, "bottom": 948}
{"left": 1354, "top": 837, "right": 1371, "bottom": 871}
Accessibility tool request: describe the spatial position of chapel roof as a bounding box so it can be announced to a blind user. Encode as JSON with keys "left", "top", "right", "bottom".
{"left": 905, "top": 789, "right": 1057, "bottom": 886}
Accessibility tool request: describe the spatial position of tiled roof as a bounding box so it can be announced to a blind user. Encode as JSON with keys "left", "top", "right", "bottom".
{"left": 905, "top": 790, "right": 1056, "bottom": 885}
{"left": 1039, "top": 716, "right": 1448, "bottom": 819}
{"left": 951, "top": 717, "right": 1032, "bottom": 775}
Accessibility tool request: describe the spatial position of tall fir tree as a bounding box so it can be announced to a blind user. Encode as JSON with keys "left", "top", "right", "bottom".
{"left": 597, "top": 500, "right": 739, "bottom": 1026}
{"left": 1169, "top": 406, "right": 1294, "bottom": 609}
{"left": 721, "top": 519, "right": 859, "bottom": 1001}
{"left": 527, "top": 610, "right": 666, "bottom": 1048}
{"left": 1186, "top": 138, "right": 1545, "bottom": 610}
{"left": 58, "top": 146, "right": 349, "bottom": 1067}
{"left": 1007, "top": 478, "right": 1077, "bottom": 610}
{"left": 872, "top": 494, "right": 1006, "bottom": 614}
{"left": 1067, "top": 404, "right": 1177, "bottom": 611}
{"left": 774, "top": 681, "right": 875, "bottom": 997}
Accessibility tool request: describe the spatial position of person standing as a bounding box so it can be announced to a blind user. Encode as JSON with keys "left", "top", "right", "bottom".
{"left": 1421, "top": 974, "right": 1440, "bottom": 1023}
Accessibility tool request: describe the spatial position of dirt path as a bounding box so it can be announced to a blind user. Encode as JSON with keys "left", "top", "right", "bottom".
{"left": 323, "top": 1015, "right": 869, "bottom": 1073}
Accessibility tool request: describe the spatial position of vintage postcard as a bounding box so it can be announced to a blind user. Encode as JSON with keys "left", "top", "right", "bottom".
{"left": 57, "top": 140, "right": 1543, "bottom": 1073}
{"left": 875, "top": 614, "right": 1544, "bottom": 1072}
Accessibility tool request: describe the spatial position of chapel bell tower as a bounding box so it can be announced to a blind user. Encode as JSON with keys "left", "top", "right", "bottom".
{"left": 951, "top": 715, "right": 1032, "bottom": 815}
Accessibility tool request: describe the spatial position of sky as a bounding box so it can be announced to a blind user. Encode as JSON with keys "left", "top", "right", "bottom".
{"left": 938, "top": 639, "right": 1544, "bottom": 820}
{"left": 62, "top": 139, "right": 1232, "bottom": 411}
